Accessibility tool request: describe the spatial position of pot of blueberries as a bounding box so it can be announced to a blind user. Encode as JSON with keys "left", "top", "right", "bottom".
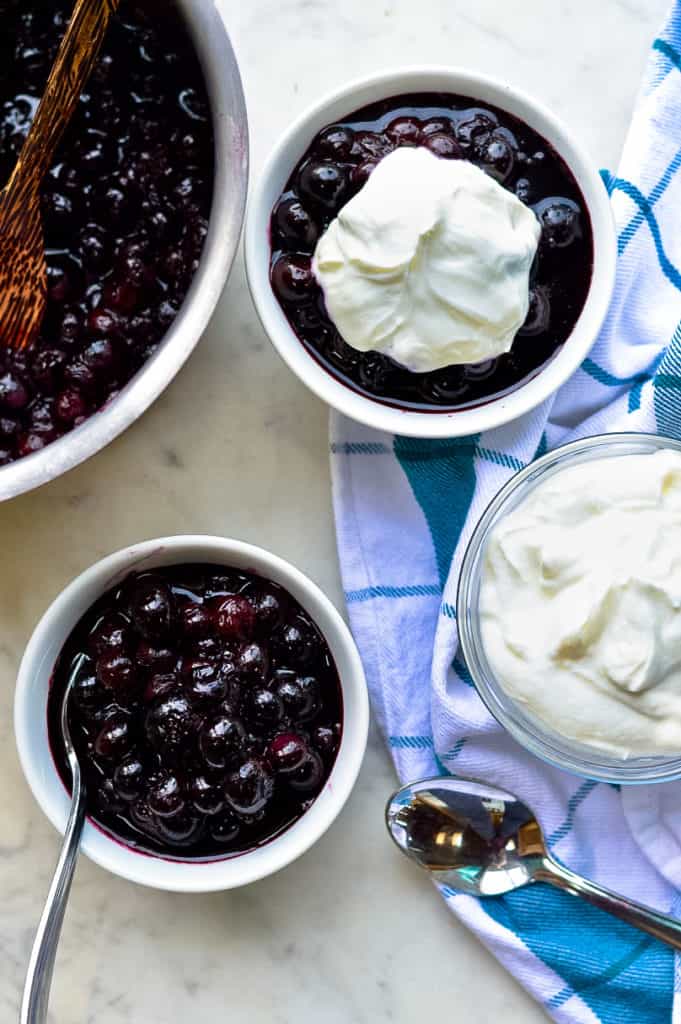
{"left": 0, "top": 0, "right": 248, "bottom": 499}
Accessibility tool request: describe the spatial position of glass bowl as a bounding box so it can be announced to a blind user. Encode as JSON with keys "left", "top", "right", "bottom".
{"left": 457, "top": 431, "right": 681, "bottom": 784}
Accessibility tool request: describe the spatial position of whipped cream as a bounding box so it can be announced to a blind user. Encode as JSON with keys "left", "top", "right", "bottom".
{"left": 312, "top": 147, "right": 540, "bottom": 374}
{"left": 479, "top": 449, "right": 681, "bottom": 758}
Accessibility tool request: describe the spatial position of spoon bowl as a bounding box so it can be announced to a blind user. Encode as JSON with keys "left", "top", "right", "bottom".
{"left": 387, "top": 777, "right": 544, "bottom": 897}
{"left": 387, "top": 775, "right": 681, "bottom": 948}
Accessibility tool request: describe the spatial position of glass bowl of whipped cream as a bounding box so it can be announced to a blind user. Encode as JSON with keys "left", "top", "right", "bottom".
{"left": 457, "top": 432, "right": 681, "bottom": 783}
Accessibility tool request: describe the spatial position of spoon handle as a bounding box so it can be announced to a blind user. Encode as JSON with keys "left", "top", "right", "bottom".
{"left": 20, "top": 769, "right": 86, "bottom": 1024}
{"left": 6, "top": 0, "right": 121, "bottom": 196}
{"left": 537, "top": 856, "right": 681, "bottom": 950}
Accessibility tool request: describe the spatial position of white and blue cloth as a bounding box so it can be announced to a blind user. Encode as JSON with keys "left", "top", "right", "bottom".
{"left": 331, "top": 8, "right": 681, "bottom": 1022}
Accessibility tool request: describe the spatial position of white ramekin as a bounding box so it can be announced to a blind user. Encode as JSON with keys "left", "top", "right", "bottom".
{"left": 245, "top": 66, "right": 616, "bottom": 438}
{"left": 14, "top": 536, "right": 369, "bottom": 892}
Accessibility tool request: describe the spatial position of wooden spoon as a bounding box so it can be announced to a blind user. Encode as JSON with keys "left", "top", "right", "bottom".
{"left": 0, "top": 0, "right": 121, "bottom": 352}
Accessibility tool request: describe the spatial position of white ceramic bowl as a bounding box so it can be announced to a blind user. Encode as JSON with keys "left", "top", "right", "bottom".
{"left": 245, "top": 66, "right": 616, "bottom": 438}
{"left": 15, "top": 536, "right": 369, "bottom": 892}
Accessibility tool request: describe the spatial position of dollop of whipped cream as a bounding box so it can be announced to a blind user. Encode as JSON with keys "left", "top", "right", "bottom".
{"left": 312, "top": 147, "right": 540, "bottom": 373}
{"left": 479, "top": 449, "right": 681, "bottom": 758}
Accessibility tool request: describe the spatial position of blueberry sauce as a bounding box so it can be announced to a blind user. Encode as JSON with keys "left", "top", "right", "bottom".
{"left": 47, "top": 565, "right": 342, "bottom": 860}
{"left": 0, "top": 0, "right": 214, "bottom": 464}
{"left": 270, "top": 93, "right": 594, "bottom": 411}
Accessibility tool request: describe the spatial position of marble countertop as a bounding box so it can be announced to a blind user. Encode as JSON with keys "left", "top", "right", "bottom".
{"left": 0, "top": 0, "right": 670, "bottom": 1020}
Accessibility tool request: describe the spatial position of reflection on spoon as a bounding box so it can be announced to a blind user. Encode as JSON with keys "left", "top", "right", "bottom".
{"left": 386, "top": 776, "right": 681, "bottom": 947}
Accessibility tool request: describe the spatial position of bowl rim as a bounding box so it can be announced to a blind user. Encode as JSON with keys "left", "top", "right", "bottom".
{"left": 0, "top": 0, "right": 249, "bottom": 502}
{"left": 244, "top": 64, "right": 617, "bottom": 438}
{"left": 456, "top": 431, "right": 681, "bottom": 784}
{"left": 14, "top": 535, "right": 369, "bottom": 891}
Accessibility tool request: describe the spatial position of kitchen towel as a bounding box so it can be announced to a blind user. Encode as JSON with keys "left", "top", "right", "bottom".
{"left": 331, "top": 8, "right": 681, "bottom": 1023}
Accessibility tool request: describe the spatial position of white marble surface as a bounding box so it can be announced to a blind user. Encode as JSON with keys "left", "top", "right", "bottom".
{"left": 0, "top": 1, "right": 670, "bottom": 1021}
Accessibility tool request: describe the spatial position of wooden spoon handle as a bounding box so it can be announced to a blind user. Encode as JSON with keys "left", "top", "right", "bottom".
{"left": 6, "top": 0, "right": 121, "bottom": 196}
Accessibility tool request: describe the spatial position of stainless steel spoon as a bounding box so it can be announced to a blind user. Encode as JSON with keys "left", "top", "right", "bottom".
{"left": 386, "top": 776, "right": 681, "bottom": 949}
{"left": 21, "top": 655, "right": 88, "bottom": 1024}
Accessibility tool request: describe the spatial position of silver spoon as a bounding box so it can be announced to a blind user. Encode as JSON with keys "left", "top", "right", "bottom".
{"left": 22, "top": 654, "right": 88, "bottom": 1024}
{"left": 386, "top": 776, "right": 681, "bottom": 949}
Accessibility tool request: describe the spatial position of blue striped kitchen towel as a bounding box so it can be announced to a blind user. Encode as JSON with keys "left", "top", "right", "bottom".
{"left": 331, "top": 9, "right": 681, "bottom": 1023}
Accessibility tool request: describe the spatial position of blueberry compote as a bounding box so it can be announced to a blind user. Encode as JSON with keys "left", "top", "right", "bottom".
{"left": 0, "top": 0, "right": 213, "bottom": 463}
{"left": 47, "top": 566, "right": 342, "bottom": 859}
{"left": 270, "top": 94, "right": 593, "bottom": 410}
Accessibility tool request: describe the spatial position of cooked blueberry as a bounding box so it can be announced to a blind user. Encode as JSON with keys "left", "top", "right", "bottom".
{"left": 79, "top": 223, "right": 109, "bottom": 269}
{"left": 386, "top": 116, "right": 422, "bottom": 146}
{"left": 298, "top": 159, "right": 349, "bottom": 210}
{"left": 94, "top": 714, "right": 133, "bottom": 759}
{"left": 267, "top": 733, "right": 308, "bottom": 774}
{"left": 515, "top": 177, "right": 532, "bottom": 204}
{"left": 209, "top": 811, "right": 240, "bottom": 843}
{"left": 96, "top": 653, "right": 136, "bottom": 694}
{"left": 17, "top": 431, "right": 52, "bottom": 457}
{"left": 326, "top": 332, "right": 360, "bottom": 372}
{"left": 534, "top": 197, "right": 581, "bottom": 248}
{"left": 0, "top": 371, "right": 29, "bottom": 410}
{"left": 312, "top": 724, "right": 340, "bottom": 761}
{"left": 212, "top": 594, "right": 256, "bottom": 642}
{"left": 353, "top": 131, "right": 392, "bottom": 160}
{"left": 271, "top": 254, "right": 314, "bottom": 305}
{"left": 288, "top": 751, "right": 325, "bottom": 794}
{"left": 183, "top": 658, "right": 228, "bottom": 704}
{"left": 274, "top": 197, "right": 319, "bottom": 249}
{"left": 145, "top": 693, "right": 194, "bottom": 753}
{"left": 129, "top": 577, "right": 174, "bottom": 639}
{"left": 245, "top": 688, "right": 283, "bottom": 730}
{"left": 189, "top": 774, "right": 225, "bottom": 816}
{"left": 113, "top": 757, "right": 146, "bottom": 800}
{"left": 205, "top": 574, "right": 240, "bottom": 599}
{"left": 351, "top": 160, "right": 378, "bottom": 188}
{"left": 30, "top": 347, "right": 66, "bottom": 393}
{"left": 72, "top": 672, "right": 104, "bottom": 710}
{"left": 420, "top": 367, "right": 468, "bottom": 404}
{"left": 476, "top": 131, "right": 515, "bottom": 182}
{"left": 55, "top": 387, "right": 88, "bottom": 424}
{"left": 456, "top": 111, "right": 497, "bottom": 148}
{"left": 314, "top": 125, "right": 354, "bottom": 160}
{"left": 199, "top": 714, "right": 246, "bottom": 768}
{"left": 358, "top": 352, "right": 394, "bottom": 393}
{"left": 82, "top": 338, "right": 118, "bottom": 378}
{"left": 97, "top": 776, "right": 125, "bottom": 815}
{"left": 179, "top": 602, "right": 213, "bottom": 641}
{"left": 143, "top": 671, "right": 179, "bottom": 704}
{"left": 424, "top": 133, "right": 463, "bottom": 160}
{"left": 130, "top": 797, "right": 157, "bottom": 834}
{"left": 421, "top": 117, "right": 450, "bottom": 136}
{"left": 275, "top": 676, "right": 318, "bottom": 723}
{"left": 136, "top": 640, "right": 176, "bottom": 672}
{"left": 464, "top": 359, "right": 498, "bottom": 384}
{"left": 237, "top": 642, "right": 269, "bottom": 681}
{"left": 252, "top": 590, "right": 283, "bottom": 634}
{"left": 147, "top": 772, "right": 185, "bottom": 817}
{"left": 274, "top": 623, "right": 319, "bottom": 668}
{"left": 224, "top": 759, "right": 274, "bottom": 816}
{"left": 88, "top": 612, "right": 130, "bottom": 658}
{"left": 191, "top": 636, "right": 222, "bottom": 659}
{"left": 157, "top": 812, "right": 203, "bottom": 845}
{"left": 519, "top": 287, "right": 551, "bottom": 336}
